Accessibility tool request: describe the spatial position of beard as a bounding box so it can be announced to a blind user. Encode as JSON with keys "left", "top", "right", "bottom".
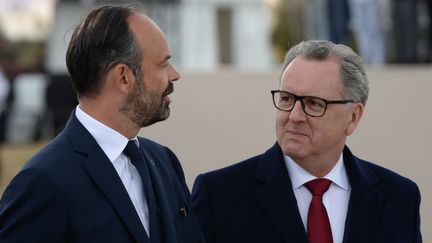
{"left": 120, "top": 78, "right": 174, "bottom": 128}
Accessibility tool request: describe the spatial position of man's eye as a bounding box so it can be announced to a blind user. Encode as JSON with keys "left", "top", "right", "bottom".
{"left": 280, "top": 95, "right": 294, "bottom": 103}
{"left": 306, "top": 99, "right": 325, "bottom": 109}
{"left": 310, "top": 100, "right": 321, "bottom": 106}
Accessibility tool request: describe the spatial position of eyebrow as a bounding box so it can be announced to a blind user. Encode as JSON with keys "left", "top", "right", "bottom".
{"left": 157, "top": 55, "right": 171, "bottom": 66}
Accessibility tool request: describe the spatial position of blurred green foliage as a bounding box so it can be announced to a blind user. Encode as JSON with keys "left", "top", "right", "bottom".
{"left": 271, "top": 0, "right": 305, "bottom": 63}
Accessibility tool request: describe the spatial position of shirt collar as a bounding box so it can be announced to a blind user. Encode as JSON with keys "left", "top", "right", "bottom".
{"left": 284, "top": 153, "right": 350, "bottom": 191}
{"left": 75, "top": 106, "right": 133, "bottom": 162}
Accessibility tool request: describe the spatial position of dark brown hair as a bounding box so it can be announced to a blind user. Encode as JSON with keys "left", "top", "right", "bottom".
{"left": 66, "top": 5, "right": 143, "bottom": 98}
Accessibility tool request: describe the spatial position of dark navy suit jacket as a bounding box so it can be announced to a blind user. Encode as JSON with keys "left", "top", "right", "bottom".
{"left": 0, "top": 113, "right": 203, "bottom": 243}
{"left": 192, "top": 143, "right": 422, "bottom": 243}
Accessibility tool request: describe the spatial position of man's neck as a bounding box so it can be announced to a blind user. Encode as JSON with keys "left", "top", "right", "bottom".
{"left": 78, "top": 101, "right": 139, "bottom": 139}
{"left": 291, "top": 150, "right": 344, "bottom": 178}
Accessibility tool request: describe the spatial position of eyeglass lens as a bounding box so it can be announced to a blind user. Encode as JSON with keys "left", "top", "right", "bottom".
{"left": 274, "top": 92, "right": 327, "bottom": 116}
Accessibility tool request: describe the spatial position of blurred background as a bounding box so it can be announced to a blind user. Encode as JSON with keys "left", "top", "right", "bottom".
{"left": 0, "top": 0, "right": 431, "bottom": 241}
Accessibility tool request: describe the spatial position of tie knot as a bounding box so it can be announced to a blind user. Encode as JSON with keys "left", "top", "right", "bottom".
{"left": 305, "top": 178, "right": 332, "bottom": 196}
{"left": 123, "top": 140, "right": 142, "bottom": 158}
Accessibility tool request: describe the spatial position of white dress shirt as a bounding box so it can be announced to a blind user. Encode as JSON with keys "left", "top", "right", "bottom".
{"left": 75, "top": 106, "right": 151, "bottom": 235}
{"left": 284, "top": 154, "right": 351, "bottom": 243}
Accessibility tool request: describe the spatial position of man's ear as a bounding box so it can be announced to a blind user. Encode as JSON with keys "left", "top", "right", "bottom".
{"left": 346, "top": 103, "right": 364, "bottom": 136}
{"left": 111, "top": 63, "right": 135, "bottom": 94}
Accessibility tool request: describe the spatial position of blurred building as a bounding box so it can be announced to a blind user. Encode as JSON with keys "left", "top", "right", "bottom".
{"left": 46, "top": 0, "right": 274, "bottom": 73}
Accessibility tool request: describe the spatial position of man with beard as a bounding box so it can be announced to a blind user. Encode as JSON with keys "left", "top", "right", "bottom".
{"left": 192, "top": 40, "right": 422, "bottom": 243}
{"left": 0, "top": 5, "right": 203, "bottom": 243}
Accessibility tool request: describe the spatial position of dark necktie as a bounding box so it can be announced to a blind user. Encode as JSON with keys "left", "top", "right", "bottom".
{"left": 123, "top": 140, "right": 161, "bottom": 242}
{"left": 305, "top": 178, "right": 333, "bottom": 243}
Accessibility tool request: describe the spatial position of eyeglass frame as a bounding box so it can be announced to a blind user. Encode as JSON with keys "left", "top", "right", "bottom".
{"left": 271, "top": 90, "right": 356, "bottom": 117}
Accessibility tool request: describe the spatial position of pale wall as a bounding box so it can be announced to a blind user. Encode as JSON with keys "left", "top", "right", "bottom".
{"left": 140, "top": 67, "right": 432, "bottom": 242}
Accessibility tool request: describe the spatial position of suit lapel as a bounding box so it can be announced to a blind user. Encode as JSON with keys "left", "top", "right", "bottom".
{"left": 342, "top": 146, "right": 384, "bottom": 243}
{"left": 252, "top": 144, "right": 384, "bottom": 243}
{"left": 254, "top": 143, "right": 309, "bottom": 243}
{"left": 139, "top": 142, "right": 178, "bottom": 243}
{"left": 65, "top": 114, "right": 149, "bottom": 243}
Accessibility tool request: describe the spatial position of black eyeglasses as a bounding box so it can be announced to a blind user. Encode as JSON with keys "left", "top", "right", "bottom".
{"left": 271, "top": 90, "right": 356, "bottom": 117}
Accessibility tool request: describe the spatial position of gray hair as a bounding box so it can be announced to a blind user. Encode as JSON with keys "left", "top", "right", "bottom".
{"left": 281, "top": 40, "right": 369, "bottom": 105}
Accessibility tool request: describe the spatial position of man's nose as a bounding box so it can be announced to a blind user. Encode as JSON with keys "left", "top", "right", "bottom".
{"left": 169, "top": 63, "right": 181, "bottom": 82}
{"left": 288, "top": 100, "right": 307, "bottom": 121}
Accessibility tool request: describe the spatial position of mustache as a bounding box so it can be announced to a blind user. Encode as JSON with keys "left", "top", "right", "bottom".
{"left": 162, "top": 82, "right": 174, "bottom": 96}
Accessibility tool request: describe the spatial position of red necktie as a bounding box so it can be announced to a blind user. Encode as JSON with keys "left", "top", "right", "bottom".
{"left": 305, "top": 179, "right": 333, "bottom": 243}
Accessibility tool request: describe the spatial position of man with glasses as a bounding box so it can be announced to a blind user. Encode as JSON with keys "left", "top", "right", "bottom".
{"left": 192, "top": 40, "right": 422, "bottom": 243}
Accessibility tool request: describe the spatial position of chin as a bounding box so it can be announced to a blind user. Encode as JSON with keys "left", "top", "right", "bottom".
{"left": 280, "top": 142, "right": 307, "bottom": 158}
{"left": 142, "top": 109, "right": 170, "bottom": 127}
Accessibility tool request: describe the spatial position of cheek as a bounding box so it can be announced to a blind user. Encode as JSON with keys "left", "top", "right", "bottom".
{"left": 314, "top": 117, "right": 344, "bottom": 142}
{"left": 275, "top": 112, "right": 288, "bottom": 136}
{"left": 156, "top": 77, "right": 169, "bottom": 94}
{"left": 143, "top": 70, "right": 166, "bottom": 91}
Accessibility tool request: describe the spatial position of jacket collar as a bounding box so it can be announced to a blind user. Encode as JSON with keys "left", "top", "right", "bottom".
{"left": 63, "top": 113, "right": 150, "bottom": 243}
{"left": 254, "top": 143, "right": 309, "bottom": 243}
{"left": 342, "top": 146, "right": 383, "bottom": 243}
{"left": 253, "top": 143, "right": 384, "bottom": 243}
